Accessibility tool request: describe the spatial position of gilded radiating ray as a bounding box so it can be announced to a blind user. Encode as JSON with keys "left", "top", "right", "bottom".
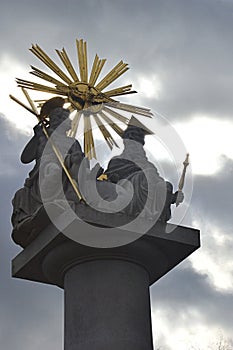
{"left": 84, "top": 115, "right": 96, "bottom": 159}
{"left": 68, "top": 111, "right": 82, "bottom": 138}
{"left": 102, "top": 105, "right": 129, "bottom": 125}
{"left": 95, "top": 61, "right": 129, "bottom": 91}
{"left": 30, "top": 66, "right": 67, "bottom": 86}
{"left": 89, "top": 55, "right": 106, "bottom": 86}
{"left": 56, "top": 48, "right": 80, "bottom": 82}
{"left": 98, "top": 110, "right": 124, "bottom": 138}
{"left": 11, "top": 37, "right": 154, "bottom": 159}
{"left": 16, "top": 78, "right": 66, "bottom": 95}
{"left": 93, "top": 114, "right": 118, "bottom": 150}
{"left": 29, "top": 44, "right": 73, "bottom": 84}
{"left": 105, "top": 101, "right": 153, "bottom": 118}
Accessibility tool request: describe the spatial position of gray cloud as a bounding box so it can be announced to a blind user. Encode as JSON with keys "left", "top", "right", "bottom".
{"left": 151, "top": 262, "right": 233, "bottom": 348}
{"left": 0, "top": 115, "right": 64, "bottom": 350}
{"left": 151, "top": 263, "right": 233, "bottom": 329}
{"left": 2, "top": 0, "right": 233, "bottom": 120}
{"left": 191, "top": 156, "right": 233, "bottom": 225}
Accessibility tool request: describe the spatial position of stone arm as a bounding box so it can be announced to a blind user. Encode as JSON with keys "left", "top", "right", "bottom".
{"left": 104, "top": 158, "right": 142, "bottom": 184}
{"left": 63, "top": 140, "right": 87, "bottom": 181}
{"left": 20, "top": 124, "right": 44, "bottom": 164}
{"left": 159, "top": 182, "right": 184, "bottom": 222}
{"left": 165, "top": 182, "right": 184, "bottom": 205}
{"left": 171, "top": 190, "right": 184, "bottom": 205}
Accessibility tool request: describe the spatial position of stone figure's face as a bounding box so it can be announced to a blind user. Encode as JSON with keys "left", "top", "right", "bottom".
{"left": 123, "top": 126, "right": 146, "bottom": 146}
{"left": 49, "top": 109, "right": 71, "bottom": 134}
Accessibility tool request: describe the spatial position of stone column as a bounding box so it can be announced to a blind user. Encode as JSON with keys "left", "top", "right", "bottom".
{"left": 64, "top": 259, "right": 153, "bottom": 350}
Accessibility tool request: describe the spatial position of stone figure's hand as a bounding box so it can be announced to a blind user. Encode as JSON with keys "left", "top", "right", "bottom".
{"left": 95, "top": 166, "right": 104, "bottom": 179}
{"left": 175, "top": 190, "right": 184, "bottom": 206}
{"left": 33, "top": 123, "right": 43, "bottom": 136}
{"left": 89, "top": 164, "right": 103, "bottom": 180}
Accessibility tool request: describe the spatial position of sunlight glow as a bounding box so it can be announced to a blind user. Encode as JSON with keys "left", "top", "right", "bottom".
{"left": 136, "top": 74, "right": 162, "bottom": 99}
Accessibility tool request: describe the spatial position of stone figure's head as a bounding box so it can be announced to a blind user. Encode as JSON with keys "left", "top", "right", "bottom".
{"left": 123, "top": 125, "right": 146, "bottom": 145}
{"left": 49, "top": 107, "right": 71, "bottom": 134}
{"left": 122, "top": 116, "right": 153, "bottom": 146}
{"left": 39, "top": 97, "right": 65, "bottom": 119}
{"left": 39, "top": 97, "right": 71, "bottom": 134}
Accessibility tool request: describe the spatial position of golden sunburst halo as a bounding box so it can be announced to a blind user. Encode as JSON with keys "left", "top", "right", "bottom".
{"left": 10, "top": 38, "right": 153, "bottom": 159}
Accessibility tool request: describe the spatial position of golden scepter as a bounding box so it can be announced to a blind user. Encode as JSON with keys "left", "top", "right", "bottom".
{"left": 176, "top": 153, "right": 189, "bottom": 207}
{"left": 10, "top": 89, "right": 83, "bottom": 201}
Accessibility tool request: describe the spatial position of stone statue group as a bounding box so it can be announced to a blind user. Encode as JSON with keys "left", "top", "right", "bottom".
{"left": 11, "top": 97, "right": 184, "bottom": 247}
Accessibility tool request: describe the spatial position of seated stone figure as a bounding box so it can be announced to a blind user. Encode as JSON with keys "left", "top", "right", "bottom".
{"left": 87, "top": 117, "right": 183, "bottom": 222}
{"left": 11, "top": 98, "right": 85, "bottom": 246}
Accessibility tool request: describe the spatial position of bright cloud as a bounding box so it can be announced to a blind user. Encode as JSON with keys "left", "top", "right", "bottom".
{"left": 152, "top": 308, "right": 232, "bottom": 349}
{"left": 190, "top": 218, "right": 233, "bottom": 292}
{"left": 173, "top": 116, "right": 233, "bottom": 175}
{"left": 0, "top": 54, "right": 39, "bottom": 134}
{"left": 136, "top": 74, "right": 162, "bottom": 99}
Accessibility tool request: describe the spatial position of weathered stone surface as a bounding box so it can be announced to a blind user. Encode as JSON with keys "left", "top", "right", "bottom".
{"left": 12, "top": 212, "right": 200, "bottom": 350}
{"left": 64, "top": 260, "right": 154, "bottom": 350}
{"left": 12, "top": 211, "right": 200, "bottom": 287}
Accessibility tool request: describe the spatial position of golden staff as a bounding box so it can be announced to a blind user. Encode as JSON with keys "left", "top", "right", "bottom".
{"left": 9, "top": 92, "right": 83, "bottom": 201}
{"left": 176, "top": 153, "right": 189, "bottom": 207}
{"left": 9, "top": 94, "right": 38, "bottom": 116}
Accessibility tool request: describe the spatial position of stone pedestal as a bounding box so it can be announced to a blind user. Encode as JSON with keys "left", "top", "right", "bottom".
{"left": 12, "top": 210, "right": 200, "bottom": 350}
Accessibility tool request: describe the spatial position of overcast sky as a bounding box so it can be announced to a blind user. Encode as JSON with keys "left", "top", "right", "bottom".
{"left": 0, "top": 0, "right": 233, "bottom": 349}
